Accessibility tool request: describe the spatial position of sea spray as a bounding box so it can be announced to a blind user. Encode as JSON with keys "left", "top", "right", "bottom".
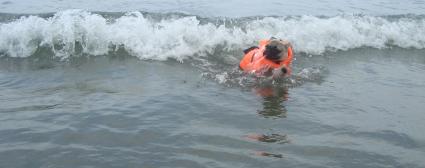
{"left": 1, "top": 10, "right": 425, "bottom": 59}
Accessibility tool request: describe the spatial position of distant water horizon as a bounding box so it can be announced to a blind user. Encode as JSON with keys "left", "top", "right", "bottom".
{"left": 1, "top": 0, "right": 425, "bottom": 17}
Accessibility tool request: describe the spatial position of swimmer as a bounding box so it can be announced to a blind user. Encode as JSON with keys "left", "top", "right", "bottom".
{"left": 239, "top": 38, "right": 293, "bottom": 78}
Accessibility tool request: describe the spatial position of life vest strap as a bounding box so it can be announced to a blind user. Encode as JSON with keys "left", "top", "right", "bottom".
{"left": 243, "top": 46, "right": 259, "bottom": 54}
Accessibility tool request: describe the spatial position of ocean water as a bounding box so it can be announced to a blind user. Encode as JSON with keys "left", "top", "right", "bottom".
{"left": 1, "top": 1, "right": 425, "bottom": 168}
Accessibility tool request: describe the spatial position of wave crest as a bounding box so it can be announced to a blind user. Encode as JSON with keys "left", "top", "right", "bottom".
{"left": 1, "top": 10, "right": 425, "bottom": 59}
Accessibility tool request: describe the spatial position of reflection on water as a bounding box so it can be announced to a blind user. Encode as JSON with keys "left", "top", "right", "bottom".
{"left": 254, "top": 84, "right": 289, "bottom": 119}
{"left": 246, "top": 133, "right": 290, "bottom": 144}
{"left": 246, "top": 81, "right": 291, "bottom": 159}
{"left": 254, "top": 151, "right": 283, "bottom": 158}
{"left": 2, "top": 46, "right": 425, "bottom": 167}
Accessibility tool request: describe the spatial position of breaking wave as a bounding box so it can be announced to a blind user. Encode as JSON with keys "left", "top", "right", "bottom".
{"left": 1, "top": 10, "right": 425, "bottom": 60}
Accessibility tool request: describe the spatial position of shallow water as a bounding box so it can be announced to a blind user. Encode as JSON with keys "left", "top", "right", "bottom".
{"left": 1, "top": 48, "right": 425, "bottom": 168}
{"left": 1, "top": 1, "right": 425, "bottom": 168}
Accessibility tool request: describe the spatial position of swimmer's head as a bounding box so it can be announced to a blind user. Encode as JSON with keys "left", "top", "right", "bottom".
{"left": 264, "top": 40, "right": 289, "bottom": 61}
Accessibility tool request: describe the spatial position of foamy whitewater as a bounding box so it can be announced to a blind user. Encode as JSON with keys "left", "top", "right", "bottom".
{"left": 1, "top": 10, "right": 425, "bottom": 59}
{"left": 1, "top": 1, "right": 425, "bottom": 168}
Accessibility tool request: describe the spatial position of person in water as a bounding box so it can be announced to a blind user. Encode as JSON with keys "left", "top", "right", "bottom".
{"left": 239, "top": 38, "right": 293, "bottom": 78}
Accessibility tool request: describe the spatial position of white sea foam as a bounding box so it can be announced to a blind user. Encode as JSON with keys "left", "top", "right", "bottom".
{"left": 1, "top": 10, "right": 424, "bottom": 60}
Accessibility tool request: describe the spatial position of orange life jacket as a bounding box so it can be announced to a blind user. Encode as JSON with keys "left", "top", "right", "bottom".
{"left": 239, "top": 39, "right": 293, "bottom": 76}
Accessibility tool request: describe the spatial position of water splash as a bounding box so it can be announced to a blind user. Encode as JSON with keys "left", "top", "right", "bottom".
{"left": 1, "top": 10, "right": 425, "bottom": 59}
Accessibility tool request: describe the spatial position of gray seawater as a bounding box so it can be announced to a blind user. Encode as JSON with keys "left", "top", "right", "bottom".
{"left": 1, "top": 0, "right": 425, "bottom": 16}
{"left": 1, "top": 1, "right": 425, "bottom": 168}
